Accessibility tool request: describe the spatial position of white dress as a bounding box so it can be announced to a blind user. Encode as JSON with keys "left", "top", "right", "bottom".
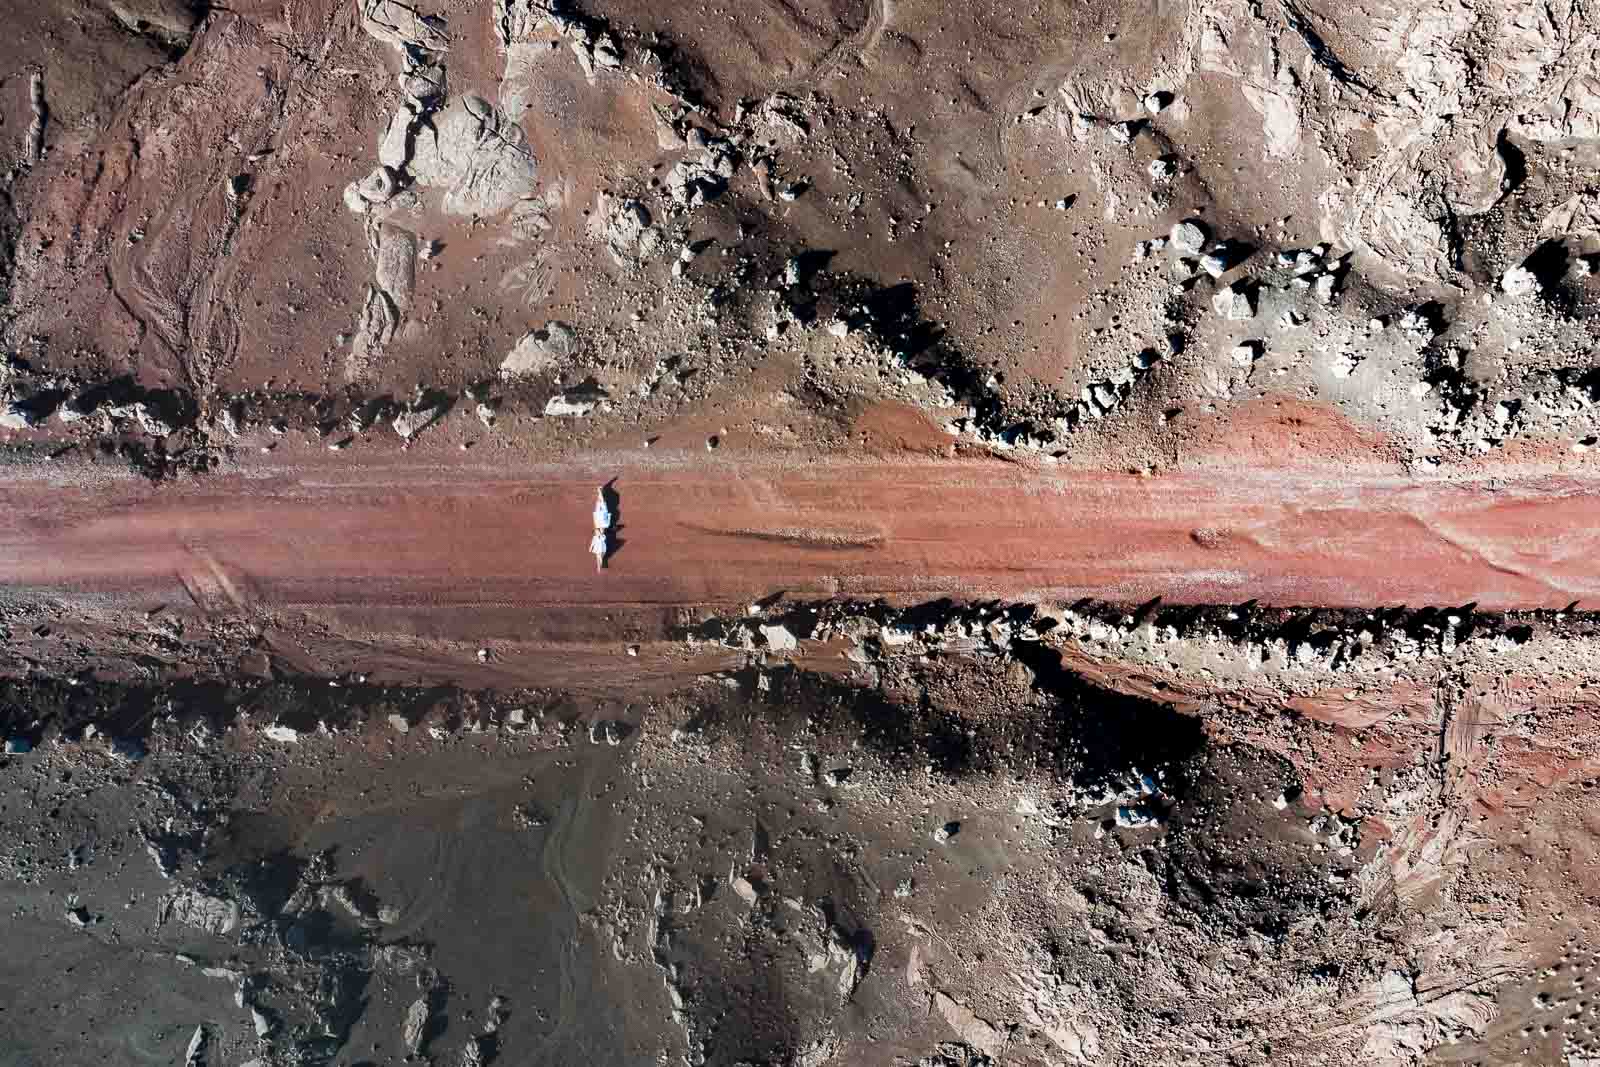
{"left": 593, "top": 492, "right": 613, "bottom": 530}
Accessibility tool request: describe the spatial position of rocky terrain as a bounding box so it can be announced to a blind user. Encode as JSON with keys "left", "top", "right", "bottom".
{"left": 2, "top": 0, "right": 1600, "bottom": 1064}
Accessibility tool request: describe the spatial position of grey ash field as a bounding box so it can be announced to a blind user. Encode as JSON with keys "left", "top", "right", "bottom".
{"left": 3, "top": 0, "right": 1600, "bottom": 1065}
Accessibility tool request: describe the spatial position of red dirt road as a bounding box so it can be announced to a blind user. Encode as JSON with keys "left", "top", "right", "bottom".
{"left": 2, "top": 453, "right": 1598, "bottom": 616}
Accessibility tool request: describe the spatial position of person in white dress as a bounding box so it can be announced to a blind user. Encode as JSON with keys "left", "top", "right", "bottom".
{"left": 591, "top": 488, "right": 613, "bottom": 571}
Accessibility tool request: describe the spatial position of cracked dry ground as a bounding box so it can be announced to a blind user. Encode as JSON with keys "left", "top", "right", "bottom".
{"left": 3, "top": 0, "right": 1600, "bottom": 1065}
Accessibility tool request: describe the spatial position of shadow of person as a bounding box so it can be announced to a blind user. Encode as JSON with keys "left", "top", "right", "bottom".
{"left": 601, "top": 479, "right": 622, "bottom": 524}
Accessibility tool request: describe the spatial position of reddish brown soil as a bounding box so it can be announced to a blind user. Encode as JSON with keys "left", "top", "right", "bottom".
{"left": 4, "top": 451, "right": 1598, "bottom": 614}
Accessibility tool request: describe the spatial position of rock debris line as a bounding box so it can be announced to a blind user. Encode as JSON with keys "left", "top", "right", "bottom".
{"left": 3, "top": 3, "right": 1595, "bottom": 472}
{"left": 2, "top": 581, "right": 1600, "bottom": 1064}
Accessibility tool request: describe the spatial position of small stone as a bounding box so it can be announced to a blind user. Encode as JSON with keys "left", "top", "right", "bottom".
{"left": 1501, "top": 264, "right": 1539, "bottom": 297}
{"left": 502, "top": 321, "right": 578, "bottom": 379}
{"left": 106, "top": 736, "right": 146, "bottom": 762}
{"left": 544, "top": 391, "right": 600, "bottom": 417}
{"left": 932, "top": 820, "right": 960, "bottom": 844}
{"left": 595, "top": 193, "right": 661, "bottom": 265}
{"left": 1398, "top": 309, "right": 1433, "bottom": 335}
{"left": 342, "top": 181, "right": 370, "bottom": 214}
{"left": 185, "top": 1024, "right": 207, "bottom": 1067}
{"left": 158, "top": 887, "right": 239, "bottom": 934}
{"left": 392, "top": 402, "right": 446, "bottom": 440}
{"left": 1211, "top": 282, "right": 1254, "bottom": 321}
{"left": 1329, "top": 350, "right": 1360, "bottom": 378}
{"left": 1147, "top": 156, "right": 1177, "bottom": 181}
{"left": 388, "top": 714, "right": 410, "bottom": 734}
{"left": 57, "top": 393, "right": 97, "bottom": 424}
{"left": 759, "top": 623, "right": 797, "bottom": 652}
{"left": 1143, "top": 92, "right": 1169, "bottom": 114}
{"left": 402, "top": 997, "right": 430, "bottom": 1056}
{"left": 1170, "top": 219, "right": 1208, "bottom": 254}
{"left": 1115, "top": 805, "right": 1159, "bottom": 828}
{"left": 0, "top": 401, "right": 37, "bottom": 430}
{"left": 357, "top": 166, "right": 398, "bottom": 204}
